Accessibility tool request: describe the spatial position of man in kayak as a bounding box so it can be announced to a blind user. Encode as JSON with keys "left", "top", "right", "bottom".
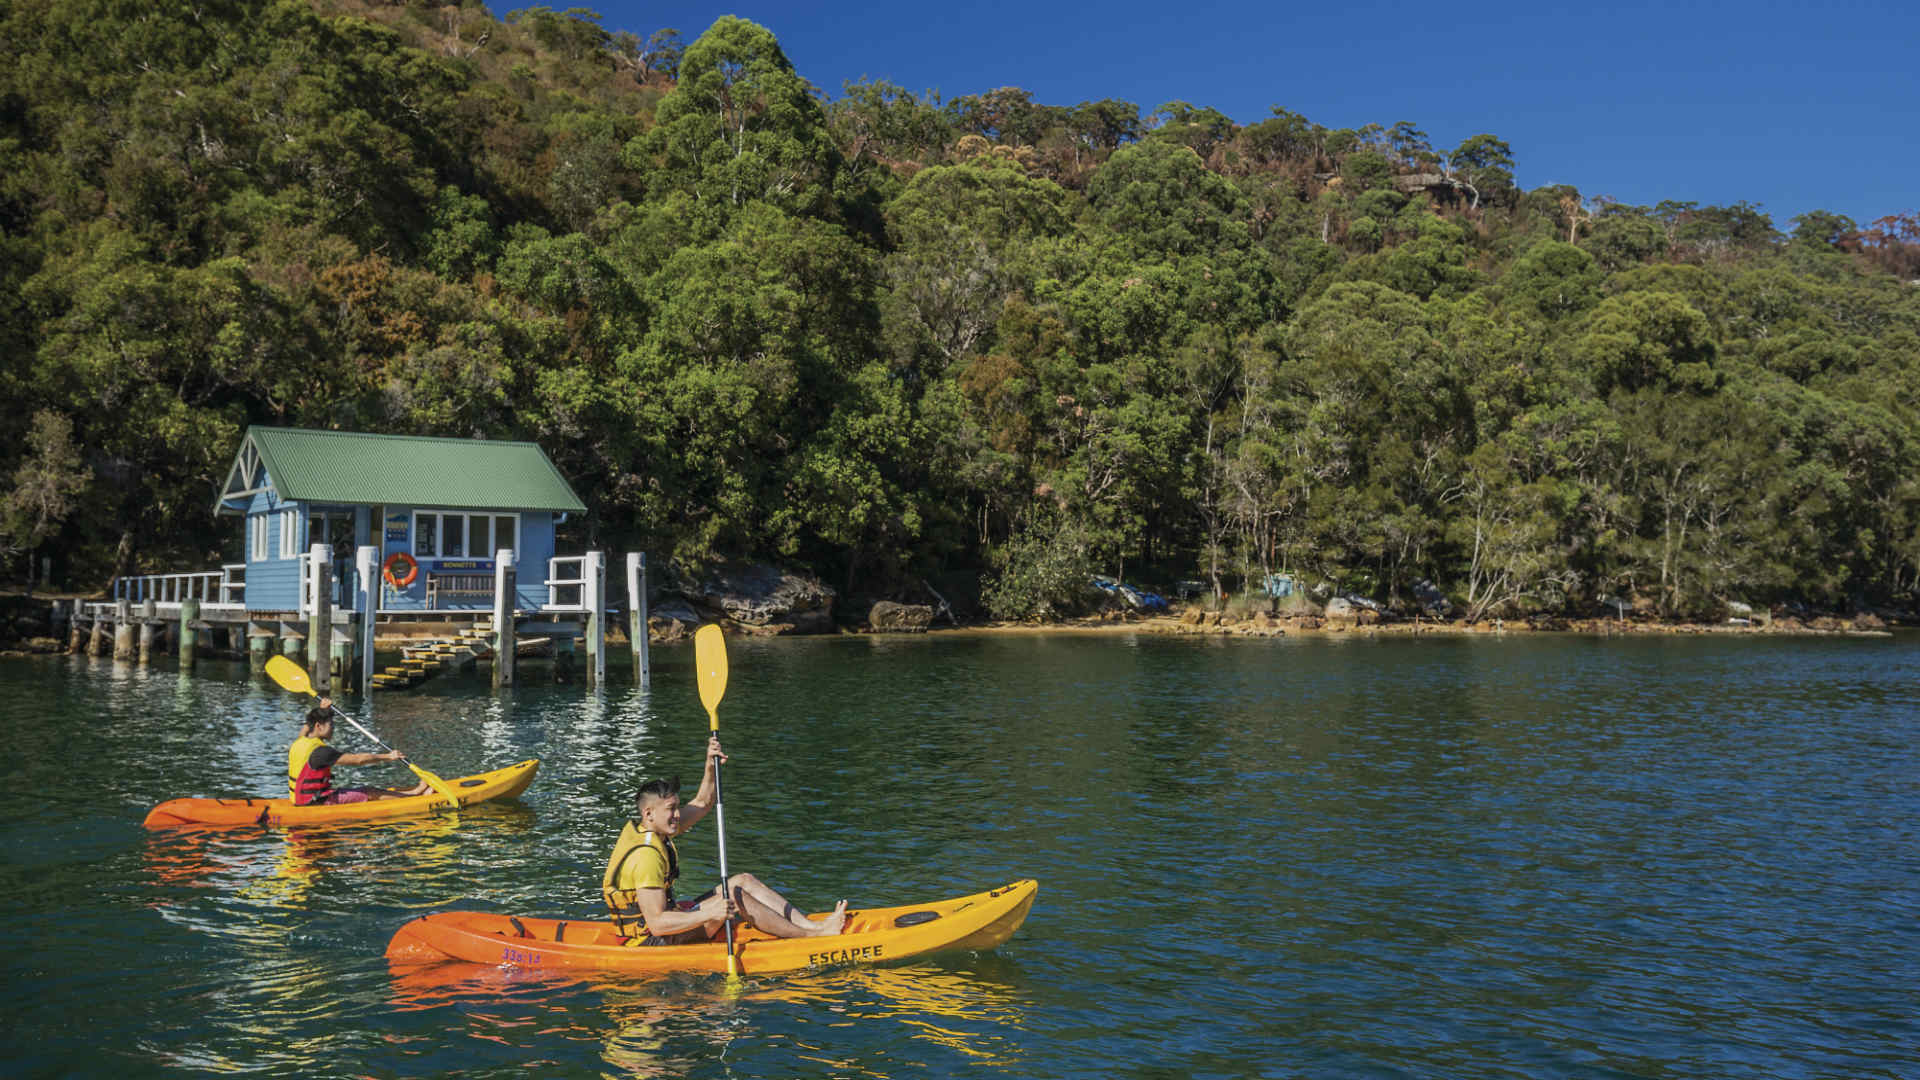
{"left": 287, "top": 702, "right": 432, "bottom": 805}
{"left": 602, "top": 734, "right": 848, "bottom": 945}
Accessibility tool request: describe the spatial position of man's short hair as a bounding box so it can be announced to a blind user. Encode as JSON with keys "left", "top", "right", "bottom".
{"left": 304, "top": 706, "right": 333, "bottom": 728}
{"left": 635, "top": 776, "right": 681, "bottom": 811}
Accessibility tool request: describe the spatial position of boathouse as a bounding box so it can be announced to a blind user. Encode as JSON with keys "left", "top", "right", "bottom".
{"left": 214, "top": 427, "right": 587, "bottom": 614}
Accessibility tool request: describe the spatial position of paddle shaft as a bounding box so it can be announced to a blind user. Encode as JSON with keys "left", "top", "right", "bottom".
{"left": 709, "top": 716, "right": 738, "bottom": 974}
{"left": 327, "top": 703, "right": 403, "bottom": 759}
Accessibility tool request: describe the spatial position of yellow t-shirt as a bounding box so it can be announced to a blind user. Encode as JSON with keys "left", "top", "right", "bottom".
{"left": 614, "top": 831, "right": 673, "bottom": 892}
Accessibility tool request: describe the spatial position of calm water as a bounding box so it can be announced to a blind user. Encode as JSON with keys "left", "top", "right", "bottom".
{"left": 2, "top": 632, "right": 1916, "bottom": 1078}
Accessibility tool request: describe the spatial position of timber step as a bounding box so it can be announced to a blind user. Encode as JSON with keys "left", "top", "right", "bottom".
{"left": 370, "top": 632, "right": 494, "bottom": 692}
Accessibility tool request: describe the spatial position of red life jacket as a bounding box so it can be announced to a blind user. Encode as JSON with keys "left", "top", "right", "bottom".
{"left": 287, "top": 735, "right": 335, "bottom": 805}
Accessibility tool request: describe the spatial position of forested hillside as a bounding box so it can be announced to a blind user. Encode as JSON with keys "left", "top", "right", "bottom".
{"left": 4, "top": 0, "right": 1918, "bottom": 620}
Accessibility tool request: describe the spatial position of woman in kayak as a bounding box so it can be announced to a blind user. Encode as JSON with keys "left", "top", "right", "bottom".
{"left": 602, "top": 734, "right": 848, "bottom": 945}
{"left": 288, "top": 703, "right": 432, "bottom": 805}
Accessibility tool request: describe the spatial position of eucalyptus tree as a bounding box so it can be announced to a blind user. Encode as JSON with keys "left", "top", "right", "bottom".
{"left": 629, "top": 16, "right": 842, "bottom": 229}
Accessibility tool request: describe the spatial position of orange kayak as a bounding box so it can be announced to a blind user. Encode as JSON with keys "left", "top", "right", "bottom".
{"left": 386, "top": 878, "right": 1037, "bottom": 976}
{"left": 142, "top": 759, "right": 540, "bottom": 828}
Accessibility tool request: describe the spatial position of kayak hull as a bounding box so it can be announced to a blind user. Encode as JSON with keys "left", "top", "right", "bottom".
{"left": 386, "top": 878, "right": 1037, "bottom": 976}
{"left": 142, "top": 759, "right": 540, "bottom": 828}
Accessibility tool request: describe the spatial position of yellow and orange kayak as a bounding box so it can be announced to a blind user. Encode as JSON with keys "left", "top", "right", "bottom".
{"left": 386, "top": 878, "right": 1037, "bottom": 976}
{"left": 142, "top": 759, "right": 540, "bottom": 828}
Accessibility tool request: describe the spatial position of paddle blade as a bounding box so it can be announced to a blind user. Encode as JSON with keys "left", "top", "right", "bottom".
{"left": 265, "top": 655, "right": 316, "bottom": 698}
{"left": 410, "top": 763, "right": 464, "bottom": 810}
{"left": 694, "top": 624, "right": 729, "bottom": 730}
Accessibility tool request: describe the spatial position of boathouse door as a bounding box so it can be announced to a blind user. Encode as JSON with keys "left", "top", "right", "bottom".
{"left": 308, "top": 509, "right": 358, "bottom": 606}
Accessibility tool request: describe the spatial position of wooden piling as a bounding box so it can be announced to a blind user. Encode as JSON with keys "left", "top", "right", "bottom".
{"left": 308, "top": 543, "right": 332, "bottom": 693}
{"left": 492, "top": 548, "right": 516, "bottom": 690}
{"left": 357, "top": 545, "right": 378, "bottom": 700}
{"left": 627, "top": 552, "right": 651, "bottom": 689}
{"left": 68, "top": 599, "right": 85, "bottom": 654}
{"left": 249, "top": 625, "right": 273, "bottom": 669}
{"left": 112, "top": 599, "right": 134, "bottom": 661}
{"left": 179, "top": 599, "right": 200, "bottom": 669}
{"left": 330, "top": 634, "right": 353, "bottom": 689}
{"left": 88, "top": 606, "right": 108, "bottom": 656}
{"left": 138, "top": 599, "right": 158, "bottom": 665}
{"left": 584, "top": 551, "right": 605, "bottom": 688}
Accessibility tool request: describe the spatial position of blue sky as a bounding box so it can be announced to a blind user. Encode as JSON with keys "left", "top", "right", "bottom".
{"left": 575, "top": 0, "right": 1916, "bottom": 228}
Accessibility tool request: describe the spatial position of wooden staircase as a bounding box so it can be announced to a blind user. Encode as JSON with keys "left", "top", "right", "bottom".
{"left": 371, "top": 621, "right": 496, "bottom": 691}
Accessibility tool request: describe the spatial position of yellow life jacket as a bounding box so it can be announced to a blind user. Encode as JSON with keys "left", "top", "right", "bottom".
{"left": 287, "top": 735, "right": 335, "bottom": 804}
{"left": 601, "top": 822, "right": 679, "bottom": 937}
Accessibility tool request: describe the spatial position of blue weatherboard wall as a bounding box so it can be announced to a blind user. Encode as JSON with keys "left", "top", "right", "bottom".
{"left": 242, "top": 487, "right": 301, "bottom": 612}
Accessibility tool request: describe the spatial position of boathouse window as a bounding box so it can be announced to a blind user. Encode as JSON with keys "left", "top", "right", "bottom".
{"left": 307, "top": 510, "right": 352, "bottom": 554}
{"left": 278, "top": 509, "right": 299, "bottom": 559}
{"left": 250, "top": 514, "right": 268, "bottom": 561}
{"left": 410, "top": 512, "right": 516, "bottom": 558}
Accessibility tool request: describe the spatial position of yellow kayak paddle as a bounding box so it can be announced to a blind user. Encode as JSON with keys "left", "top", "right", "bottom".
{"left": 694, "top": 623, "right": 738, "bottom": 978}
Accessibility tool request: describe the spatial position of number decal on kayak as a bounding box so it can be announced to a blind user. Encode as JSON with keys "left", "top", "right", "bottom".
{"left": 502, "top": 946, "right": 543, "bottom": 966}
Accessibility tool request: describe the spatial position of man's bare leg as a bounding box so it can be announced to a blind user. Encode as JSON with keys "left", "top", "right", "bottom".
{"left": 723, "top": 874, "right": 847, "bottom": 937}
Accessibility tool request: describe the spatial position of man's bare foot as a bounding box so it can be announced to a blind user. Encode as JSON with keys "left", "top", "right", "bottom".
{"left": 812, "top": 900, "right": 850, "bottom": 936}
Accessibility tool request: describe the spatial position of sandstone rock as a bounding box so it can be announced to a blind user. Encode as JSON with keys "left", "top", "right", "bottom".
{"left": 869, "top": 601, "right": 933, "bottom": 633}
{"left": 648, "top": 598, "right": 705, "bottom": 642}
{"left": 675, "top": 563, "right": 837, "bottom": 635}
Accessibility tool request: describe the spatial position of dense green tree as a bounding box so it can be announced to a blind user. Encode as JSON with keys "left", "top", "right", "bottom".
{"left": 630, "top": 16, "right": 839, "bottom": 225}
{"left": 1446, "top": 134, "right": 1516, "bottom": 208}
{"left": 1504, "top": 241, "right": 1603, "bottom": 319}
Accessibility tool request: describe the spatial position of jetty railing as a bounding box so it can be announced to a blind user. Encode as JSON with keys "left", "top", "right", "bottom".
{"left": 108, "top": 571, "right": 240, "bottom": 613}
{"left": 220, "top": 563, "right": 246, "bottom": 605}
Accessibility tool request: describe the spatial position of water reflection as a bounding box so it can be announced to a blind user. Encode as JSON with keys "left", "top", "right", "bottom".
{"left": 238, "top": 829, "right": 338, "bottom": 909}
{"left": 382, "top": 946, "right": 1038, "bottom": 1075}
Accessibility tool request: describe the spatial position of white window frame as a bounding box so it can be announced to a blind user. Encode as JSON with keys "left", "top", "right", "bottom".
{"left": 250, "top": 514, "right": 268, "bottom": 562}
{"left": 278, "top": 508, "right": 299, "bottom": 559}
{"left": 308, "top": 509, "right": 349, "bottom": 548}
{"left": 411, "top": 511, "right": 518, "bottom": 559}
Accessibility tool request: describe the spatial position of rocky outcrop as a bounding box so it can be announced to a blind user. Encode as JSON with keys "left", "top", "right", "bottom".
{"left": 672, "top": 563, "right": 837, "bottom": 636}
{"left": 868, "top": 601, "right": 933, "bottom": 633}
{"left": 646, "top": 598, "right": 705, "bottom": 642}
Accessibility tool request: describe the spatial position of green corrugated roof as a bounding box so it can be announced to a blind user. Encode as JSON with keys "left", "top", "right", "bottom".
{"left": 230, "top": 427, "right": 587, "bottom": 513}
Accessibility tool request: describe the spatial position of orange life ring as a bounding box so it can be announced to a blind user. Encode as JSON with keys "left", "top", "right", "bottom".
{"left": 382, "top": 551, "right": 419, "bottom": 589}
